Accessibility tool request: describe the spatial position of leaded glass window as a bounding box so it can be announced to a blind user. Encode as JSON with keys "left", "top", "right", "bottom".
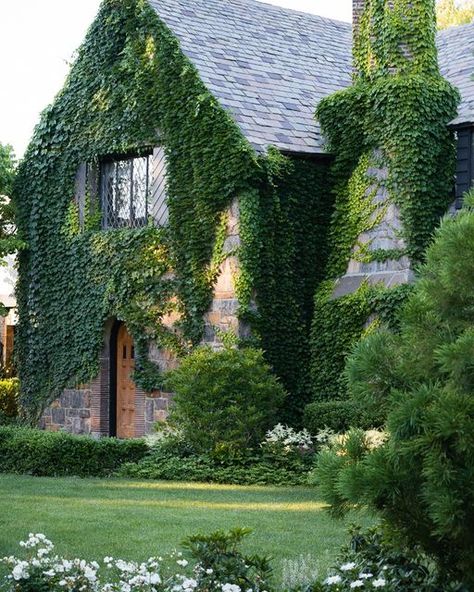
{"left": 100, "top": 155, "right": 151, "bottom": 229}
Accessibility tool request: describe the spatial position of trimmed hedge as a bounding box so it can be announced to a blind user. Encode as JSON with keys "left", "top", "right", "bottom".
{"left": 303, "top": 399, "right": 384, "bottom": 434}
{"left": 0, "top": 427, "right": 148, "bottom": 477}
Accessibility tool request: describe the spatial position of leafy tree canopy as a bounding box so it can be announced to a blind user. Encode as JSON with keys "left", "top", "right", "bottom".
{"left": 0, "top": 143, "right": 25, "bottom": 261}
{"left": 0, "top": 144, "right": 15, "bottom": 198}
{"left": 437, "top": 0, "right": 474, "bottom": 28}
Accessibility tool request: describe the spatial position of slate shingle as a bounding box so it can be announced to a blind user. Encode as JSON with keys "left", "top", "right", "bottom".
{"left": 148, "top": 0, "right": 474, "bottom": 154}
{"left": 437, "top": 22, "right": 474, "bottom": 127}
{"left": 148, "top": 0, "right": 352, "bottom": 154}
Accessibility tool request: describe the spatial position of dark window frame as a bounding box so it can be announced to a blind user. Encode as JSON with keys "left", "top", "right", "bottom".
{"left": 99, "top": 151, "right": 153, "bottom": 230}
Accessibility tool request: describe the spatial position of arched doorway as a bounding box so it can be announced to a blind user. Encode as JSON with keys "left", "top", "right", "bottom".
{"left": 112, "top": 323, "right": 137, "bottom": 438}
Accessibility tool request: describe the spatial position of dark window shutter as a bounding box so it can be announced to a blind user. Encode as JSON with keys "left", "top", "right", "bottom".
{"left": 149, "top": 146, "right": 169, "bottom": 226}
{"left": 87, "top": 163, "right": 99, "bottom": 203}
{"left": 75, "top": 163, "right": 87, "bottom": 229}
{"left": 455, "top": 127, "right": 473, "bottom": 208}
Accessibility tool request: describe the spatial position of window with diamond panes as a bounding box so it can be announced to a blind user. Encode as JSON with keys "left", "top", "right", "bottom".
{"left": 100, "top": 155, "right": 151, "bottom": 229}
{"left": 75, "top": 149, "right": 168, "bottom": 230}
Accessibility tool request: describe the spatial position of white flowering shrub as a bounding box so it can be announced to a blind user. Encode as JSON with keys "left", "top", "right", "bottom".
{"left": 2, "top": 534, "right": 101, "bottom": 592}
{"left": 315, "top": 562, "right": 388, "bottom": 591}
{"left": 311, "top": 527, "right": 464, "bottom": 592}
{"left": 1, "top": 530, "right": 272, "bottom": 592}
{"left": 262, "top": 424, "right": 313, "bottom": 454}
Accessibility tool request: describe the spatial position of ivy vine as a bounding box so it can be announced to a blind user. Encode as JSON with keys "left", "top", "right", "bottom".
{"left": 309, "top": 0, "right": 459, "bottom": 402}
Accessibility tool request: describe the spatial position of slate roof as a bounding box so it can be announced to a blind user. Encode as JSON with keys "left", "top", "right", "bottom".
{"left": 148, "top": 0, "right": 474, "bottom": 154}
{"left": 148, "top": 0, "right": 352, "bottom": 154}
{"left": 437, "top": 22, "right": 474, "bottom": 127}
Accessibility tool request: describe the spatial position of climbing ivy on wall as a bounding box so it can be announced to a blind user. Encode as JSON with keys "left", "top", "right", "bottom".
{"left": 238, "top": 150, "right": 333, "bottom": 422}
{"left": 15, "top": 0, "right": 332, "bottom": 422}
{"left": 14, "top": 0, "right": 259, "bottom": 420}
{"left": 309, "top": 0, "right": 459, "bottom": 402}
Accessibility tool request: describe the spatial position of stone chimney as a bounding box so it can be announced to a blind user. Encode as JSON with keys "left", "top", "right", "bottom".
{"left": 352, "top": 0, "right": 366, "bottom": 35}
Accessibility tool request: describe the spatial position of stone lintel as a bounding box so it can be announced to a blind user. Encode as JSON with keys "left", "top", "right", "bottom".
{"left": 332, "top": 270, "right": 415, "bottom": 299}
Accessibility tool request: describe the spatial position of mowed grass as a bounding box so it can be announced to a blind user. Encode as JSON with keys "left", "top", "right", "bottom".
{"left": 0, "top": 474, "right": 372, "bottom": 580}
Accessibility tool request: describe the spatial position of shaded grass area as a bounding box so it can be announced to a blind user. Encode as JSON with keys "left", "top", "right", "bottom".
{"left": 0, "top": 474, "right": 373, "bottom": 580}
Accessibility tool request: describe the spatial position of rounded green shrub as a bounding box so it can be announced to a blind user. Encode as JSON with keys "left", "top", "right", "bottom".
{"left": 165, "top": 346, "right": 286, "bottom": 454}
{"left": 0, "top": 378, "right": 20, "bottom": 422}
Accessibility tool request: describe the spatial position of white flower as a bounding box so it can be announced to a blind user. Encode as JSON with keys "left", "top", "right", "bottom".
{"left": 324, "top": 575, "right": 342, "bottom": 585}
{"left": 373, "top": 579, "right": 386, "bottom": 587}
{"left": 59, "top": 580, "right": 67, "bottom": 587}
{"left": 12, "top": 562, "right": 29, "bottom": 581}
{"left": 360, "top": 572, "right": 373, "bottom": 579}
{"left": 350, "top": 581, "right": 364, "bottom": 589}
{"left": 340, "top": 562, "right": 356, "bottom": 571}
{"left": 221, "top": 584, "right": 241, "bottom": 592}
{"left": 182, "top": 578, "right": 198, "bottom": 590}
{"left": 206, "top": 568, "right": 214, "bottom": 575}
{"left": 83, "top": 566, "right": 97, "bottom": 582}
{"left": 150, "top": 573, "right": 161, "bottom": 584}
{"left": 43, "top": 569, "right": 56, "bottom": 577}
{"left": 177, "top": 559, "right": 189, "bottom": 567}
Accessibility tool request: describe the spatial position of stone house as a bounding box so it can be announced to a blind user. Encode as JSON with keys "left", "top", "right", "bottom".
{"left": 18, "top": 0, "right": 474, "bottom": 438}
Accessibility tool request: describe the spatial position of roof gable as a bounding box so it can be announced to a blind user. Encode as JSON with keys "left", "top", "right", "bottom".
{"left": 148, "top": 0, "right": 352, "bottom": 154}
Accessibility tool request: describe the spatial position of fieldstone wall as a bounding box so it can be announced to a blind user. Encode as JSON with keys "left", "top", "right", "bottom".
{"left": 42, "top": 389, "right": 92, "bottom": 434}
{"left": 41, "top": 384, "right": 172, "bottom": 437}
{"left": 144, "top": 391, "right": 173, "bottom": 433}
{"left": 202, "top": 198, "right": 248, "bottom": 346}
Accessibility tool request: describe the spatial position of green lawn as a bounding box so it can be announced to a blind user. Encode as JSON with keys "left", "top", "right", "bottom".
{"left": 0, "top": 474, "right": 371, "bottom": 581}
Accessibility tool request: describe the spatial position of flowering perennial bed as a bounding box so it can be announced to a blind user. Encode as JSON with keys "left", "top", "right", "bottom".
{"left": 2, "top": 532, "right": 271, "bottom": 592}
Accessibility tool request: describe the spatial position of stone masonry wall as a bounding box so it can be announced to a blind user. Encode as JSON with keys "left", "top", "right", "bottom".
{"left": 333, "top": 153, "right": 414, "bottom": 299}
{"left": 42, "top": 389, "right": 92, "bottom": 434}
{"left": 202, "top": 198, "right": 246, "bottom": 346}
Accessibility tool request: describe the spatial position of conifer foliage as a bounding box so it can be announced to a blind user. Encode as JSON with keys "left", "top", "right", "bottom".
{"left": 316, "top": 195, "right": 474, "bottom": 586}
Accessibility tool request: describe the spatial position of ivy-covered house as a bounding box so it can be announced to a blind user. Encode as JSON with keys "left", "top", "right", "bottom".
{"left": 15, "top": 0, "right": 474, "bottom": 438}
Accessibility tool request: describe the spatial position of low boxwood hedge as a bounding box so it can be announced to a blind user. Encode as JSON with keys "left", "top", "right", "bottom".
{"left": 0, "top": 426, "right": 148, "bottom": 477}
{"left": 303, "top": 399, "right": 385, "bottom": 434}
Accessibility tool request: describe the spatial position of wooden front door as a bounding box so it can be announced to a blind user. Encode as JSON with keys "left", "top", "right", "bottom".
{"left": 116, "top": 324, "right": 136, "bottom": 438}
